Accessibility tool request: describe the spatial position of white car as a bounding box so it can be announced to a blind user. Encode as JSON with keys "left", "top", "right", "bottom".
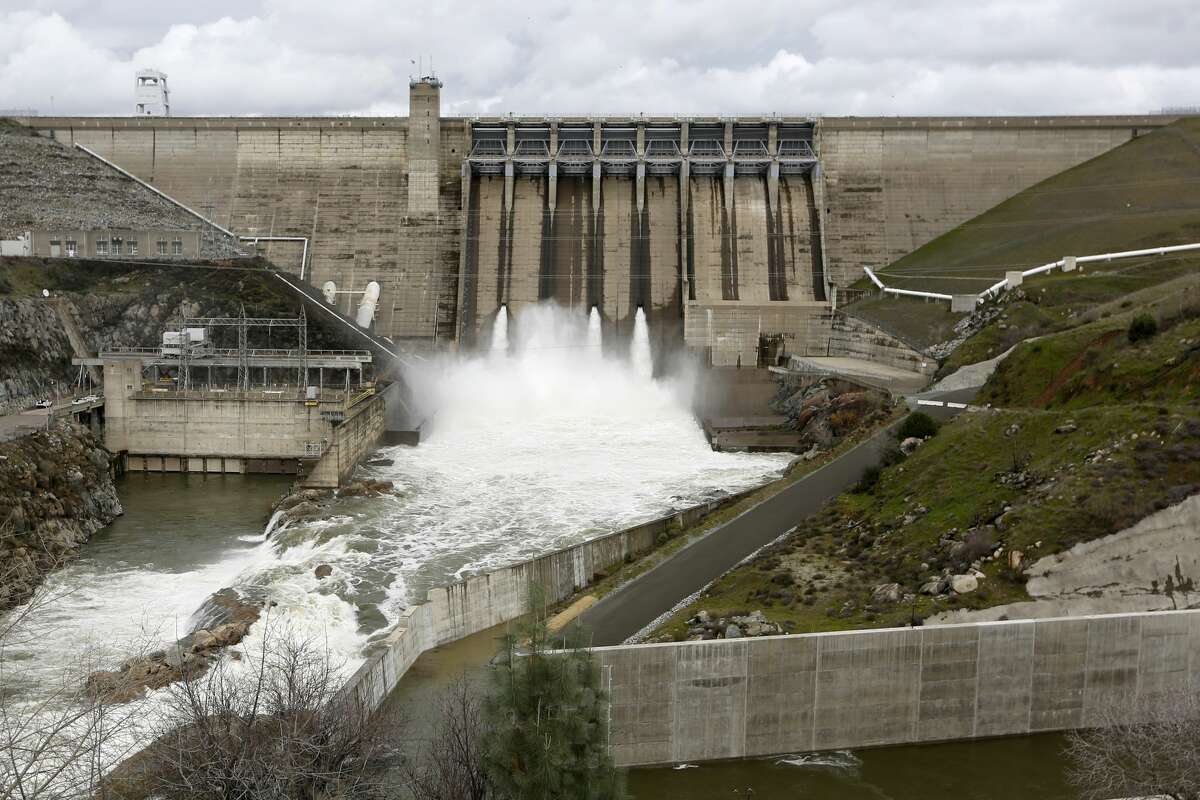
{"left": 34, "top": 399, "right": 52, "bottom": 409}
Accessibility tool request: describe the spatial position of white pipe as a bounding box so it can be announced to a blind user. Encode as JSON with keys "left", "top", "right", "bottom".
{"left": 239, "top": 236, "right": 309, "bottom": 280}
{"left": 1076, "top": 242, "right": 1200, "bottom": 263}
{"left": 862, "top": 266, "right": 885, "bottom": 288}
{"left": 1020, "top": 260, "right": 1063, "bottom": 278}
{"left": 884, "top": 287, "right": 954, "bottom": 301}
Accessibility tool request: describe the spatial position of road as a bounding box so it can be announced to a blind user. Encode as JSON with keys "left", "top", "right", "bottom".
{"left": 0, "top": 396, "right": 104, "bottom": 443}
{"left": 579, "top": 394, "right": 972, "bottom": 646}
{"left": 0, "top": 407, "right": 49, "bottom": 443}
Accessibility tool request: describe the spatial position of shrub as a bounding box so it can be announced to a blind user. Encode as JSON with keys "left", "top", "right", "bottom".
{"left": 855, "top": 465, "right": 882, "bottom": 494}
{"left": 1128, "top": 313, "right": 1159, "bottom": 343}
{"left": 897, "top": 412, "right": 939, "bottom": 441}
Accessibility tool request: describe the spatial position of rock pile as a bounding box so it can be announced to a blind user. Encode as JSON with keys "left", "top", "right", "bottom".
{"left": 85, "top": 590, "right": 264, "bottom": 703}
{"left": 684, "top": 609, "right": 784, "bottom": 640}
{"left": 776, "top": 379, "right": 890, "bottom": 448}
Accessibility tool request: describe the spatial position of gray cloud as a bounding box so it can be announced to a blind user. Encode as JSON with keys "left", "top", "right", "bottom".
{"left": 1, "top": 0, "right": 1198, "bottom": 116}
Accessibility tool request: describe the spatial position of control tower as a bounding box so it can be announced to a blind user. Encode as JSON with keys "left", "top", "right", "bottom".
{"left": 407, "top": 75, "right": 442, "bottom": 214}
{"left": 134, "top": 70, "right": 170, "bottom": 116}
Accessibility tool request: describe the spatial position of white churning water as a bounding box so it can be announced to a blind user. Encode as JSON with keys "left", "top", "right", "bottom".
{"left": 3, "top": 303, "right": 790, "bottom": 707}
{"left": 251, "top": 303, "right": 790, "bottom": 670}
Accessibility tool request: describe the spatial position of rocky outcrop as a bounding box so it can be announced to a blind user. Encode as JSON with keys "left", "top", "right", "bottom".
{"left": 932, "top": 493, "right": 1200, "bottom": 625}
{"left": 775, "top": 378, "right": 891, "bottom": 449}
{"left": 0, "top": 422, "right": 122, "bottom": 611}
{"left": 86, "top": 589, "right": 265, "bottom": 703}
{"left": 267, "top": 477, "right": 396, "bottom": 537}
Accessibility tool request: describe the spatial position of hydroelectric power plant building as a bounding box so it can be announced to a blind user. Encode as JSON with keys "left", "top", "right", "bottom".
{"left": 15, "top": 80, "right": 1169, "bottom": 366}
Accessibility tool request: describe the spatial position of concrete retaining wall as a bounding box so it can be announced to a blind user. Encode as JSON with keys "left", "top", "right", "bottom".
{"left": 828, "top": 312, "right": 937, "bottom": 376}
{"left": 593, "top": 609, "right": 1200, "bottom": 766}
{"left": 303, "top": 393, "right": 386, "bottom": 488}
{"left": 343, "top": 486, "right": 759, "bottom": 712}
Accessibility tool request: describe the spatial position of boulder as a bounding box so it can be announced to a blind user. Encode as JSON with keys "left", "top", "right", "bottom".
{"left": 900, "top": 436, "right": 923, "bottom": 455}
{"left": 724, "top": 624, "right": 743, "bottom": 639}
{"left": 920, "top": 578, "right": 948, "bottom": 596}
{"left": 1054, "top": 421, "right": 1078, "bottom": 435}
{"left": 950, "top": 574, "right": 979, "bottom": 594}
{"left": 314, "top": 564, "right": 333, "bottom": 579}
{"left": 871, "top": 583, "right": 903, "bottom": 604}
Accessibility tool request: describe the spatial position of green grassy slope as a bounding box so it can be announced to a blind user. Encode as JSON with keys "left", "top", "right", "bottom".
{"left": 846, "top": 118, "right": 1200, "bottom": 348}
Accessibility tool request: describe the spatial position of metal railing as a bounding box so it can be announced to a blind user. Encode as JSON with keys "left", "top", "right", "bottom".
{"left": 864, "top": 241, "right": 1200, "bottom": 308}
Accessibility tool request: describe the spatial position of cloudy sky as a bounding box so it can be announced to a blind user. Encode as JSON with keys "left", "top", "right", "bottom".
{"left": 1, "top": 0, "right": 1198, "bottom": 117}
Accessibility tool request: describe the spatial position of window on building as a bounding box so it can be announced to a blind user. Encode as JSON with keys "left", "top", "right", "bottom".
{"left": 157, "top": 240, "right": 167, "bottom": 256}
{"left": 49, "top": 239, "right": 61, "bottom": 257}
{"left": 127, "top": 240, "right": 138, "bottom": 255}
{"left": 95, "top": 240, "right": 108, "bottom": 255}
{"left": 136, "top": 104, "right": 145, "bottom": 113}
{"left": 65, "top": 240, "right": 77, "bottom": 257}
{"left": 111, "top": 237, "right": 122, "bottom": 254}
{"left": 171, "top": 239, "right": 183, "bottom": 256}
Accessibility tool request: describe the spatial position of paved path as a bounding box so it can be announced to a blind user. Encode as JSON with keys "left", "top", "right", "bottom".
{"left": 579, "top": 398, "right": 969, "bottom": 646}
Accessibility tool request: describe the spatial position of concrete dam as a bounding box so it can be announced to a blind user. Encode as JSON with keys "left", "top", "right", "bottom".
{"left": 18, "top": 82, "right": 1167, "bottom": 366}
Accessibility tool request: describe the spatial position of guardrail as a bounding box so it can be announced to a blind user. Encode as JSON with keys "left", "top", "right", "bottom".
{"left": 864, "top": 241, "right": 1200, "bottom": 308}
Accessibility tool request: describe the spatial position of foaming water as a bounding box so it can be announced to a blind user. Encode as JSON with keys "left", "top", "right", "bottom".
{"left": 586, "top": 306, "right": 603, "bottom": 354}
{"left": 630, "top": 307, "right": 653, "bottom": 378}
{"left": 490, "top": 305, "right": 509, "bottom": 353}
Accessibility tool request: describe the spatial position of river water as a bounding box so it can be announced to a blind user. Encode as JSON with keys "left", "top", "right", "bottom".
{"left": 627, "top": 735, "right": 1074, "bottom": 798}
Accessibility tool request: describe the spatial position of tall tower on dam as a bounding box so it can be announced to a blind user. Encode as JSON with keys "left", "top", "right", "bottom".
{"left": 407, "top": 75, "right": 443, "bottom": 215}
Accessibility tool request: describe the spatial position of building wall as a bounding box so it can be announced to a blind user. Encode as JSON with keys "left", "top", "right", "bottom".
{"left": 816, "top": 116, "right": 1166, "bottom": 287}
{"left": 30, "top": 228, "right": 200, "bottom": 259}
{"left": 102, "top": 359, "right": 334, "bottom": 459}
{"left": 594, "top": 609, "right": 1200, "bottom": 766}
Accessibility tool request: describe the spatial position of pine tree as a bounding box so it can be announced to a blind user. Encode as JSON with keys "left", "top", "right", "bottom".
{"left": 482, "top": 589, "right": 625, "bottom": 800}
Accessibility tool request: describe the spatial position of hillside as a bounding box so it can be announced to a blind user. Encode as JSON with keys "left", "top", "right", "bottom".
{"left": 846, "top": 117, "right": 1200, "bottom": 348}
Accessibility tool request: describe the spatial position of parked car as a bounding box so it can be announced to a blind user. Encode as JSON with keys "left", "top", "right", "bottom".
{"left": 34, "top": 399, "right": 52, "bottom": 409}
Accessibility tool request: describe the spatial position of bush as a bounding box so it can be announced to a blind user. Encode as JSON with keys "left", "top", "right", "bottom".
{"left": 897, "top": 412, "right": 939, "bottom": 441}
{"left": 1128, "top": 313, "right": 1159, "bottom": 343}
{"left": 855, "top": 465, "right": 882, "bottom": 494}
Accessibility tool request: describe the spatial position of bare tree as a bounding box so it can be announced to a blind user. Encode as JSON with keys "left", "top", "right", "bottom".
{"left": 122, "top": 612, "right": 403, "bottom": 800}
{"left": 401, "top": 675, "right": 491, "bottom": 800}
{"left": 1066, "top": 688, "right": 1200, "bottom": 800}
{"left": 0, "top": 540, "right": 144, "bottom": 800}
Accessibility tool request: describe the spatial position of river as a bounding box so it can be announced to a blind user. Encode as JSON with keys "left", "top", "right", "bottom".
{"left": 627, "top": 735, "right": 1075, "bottom": 798}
